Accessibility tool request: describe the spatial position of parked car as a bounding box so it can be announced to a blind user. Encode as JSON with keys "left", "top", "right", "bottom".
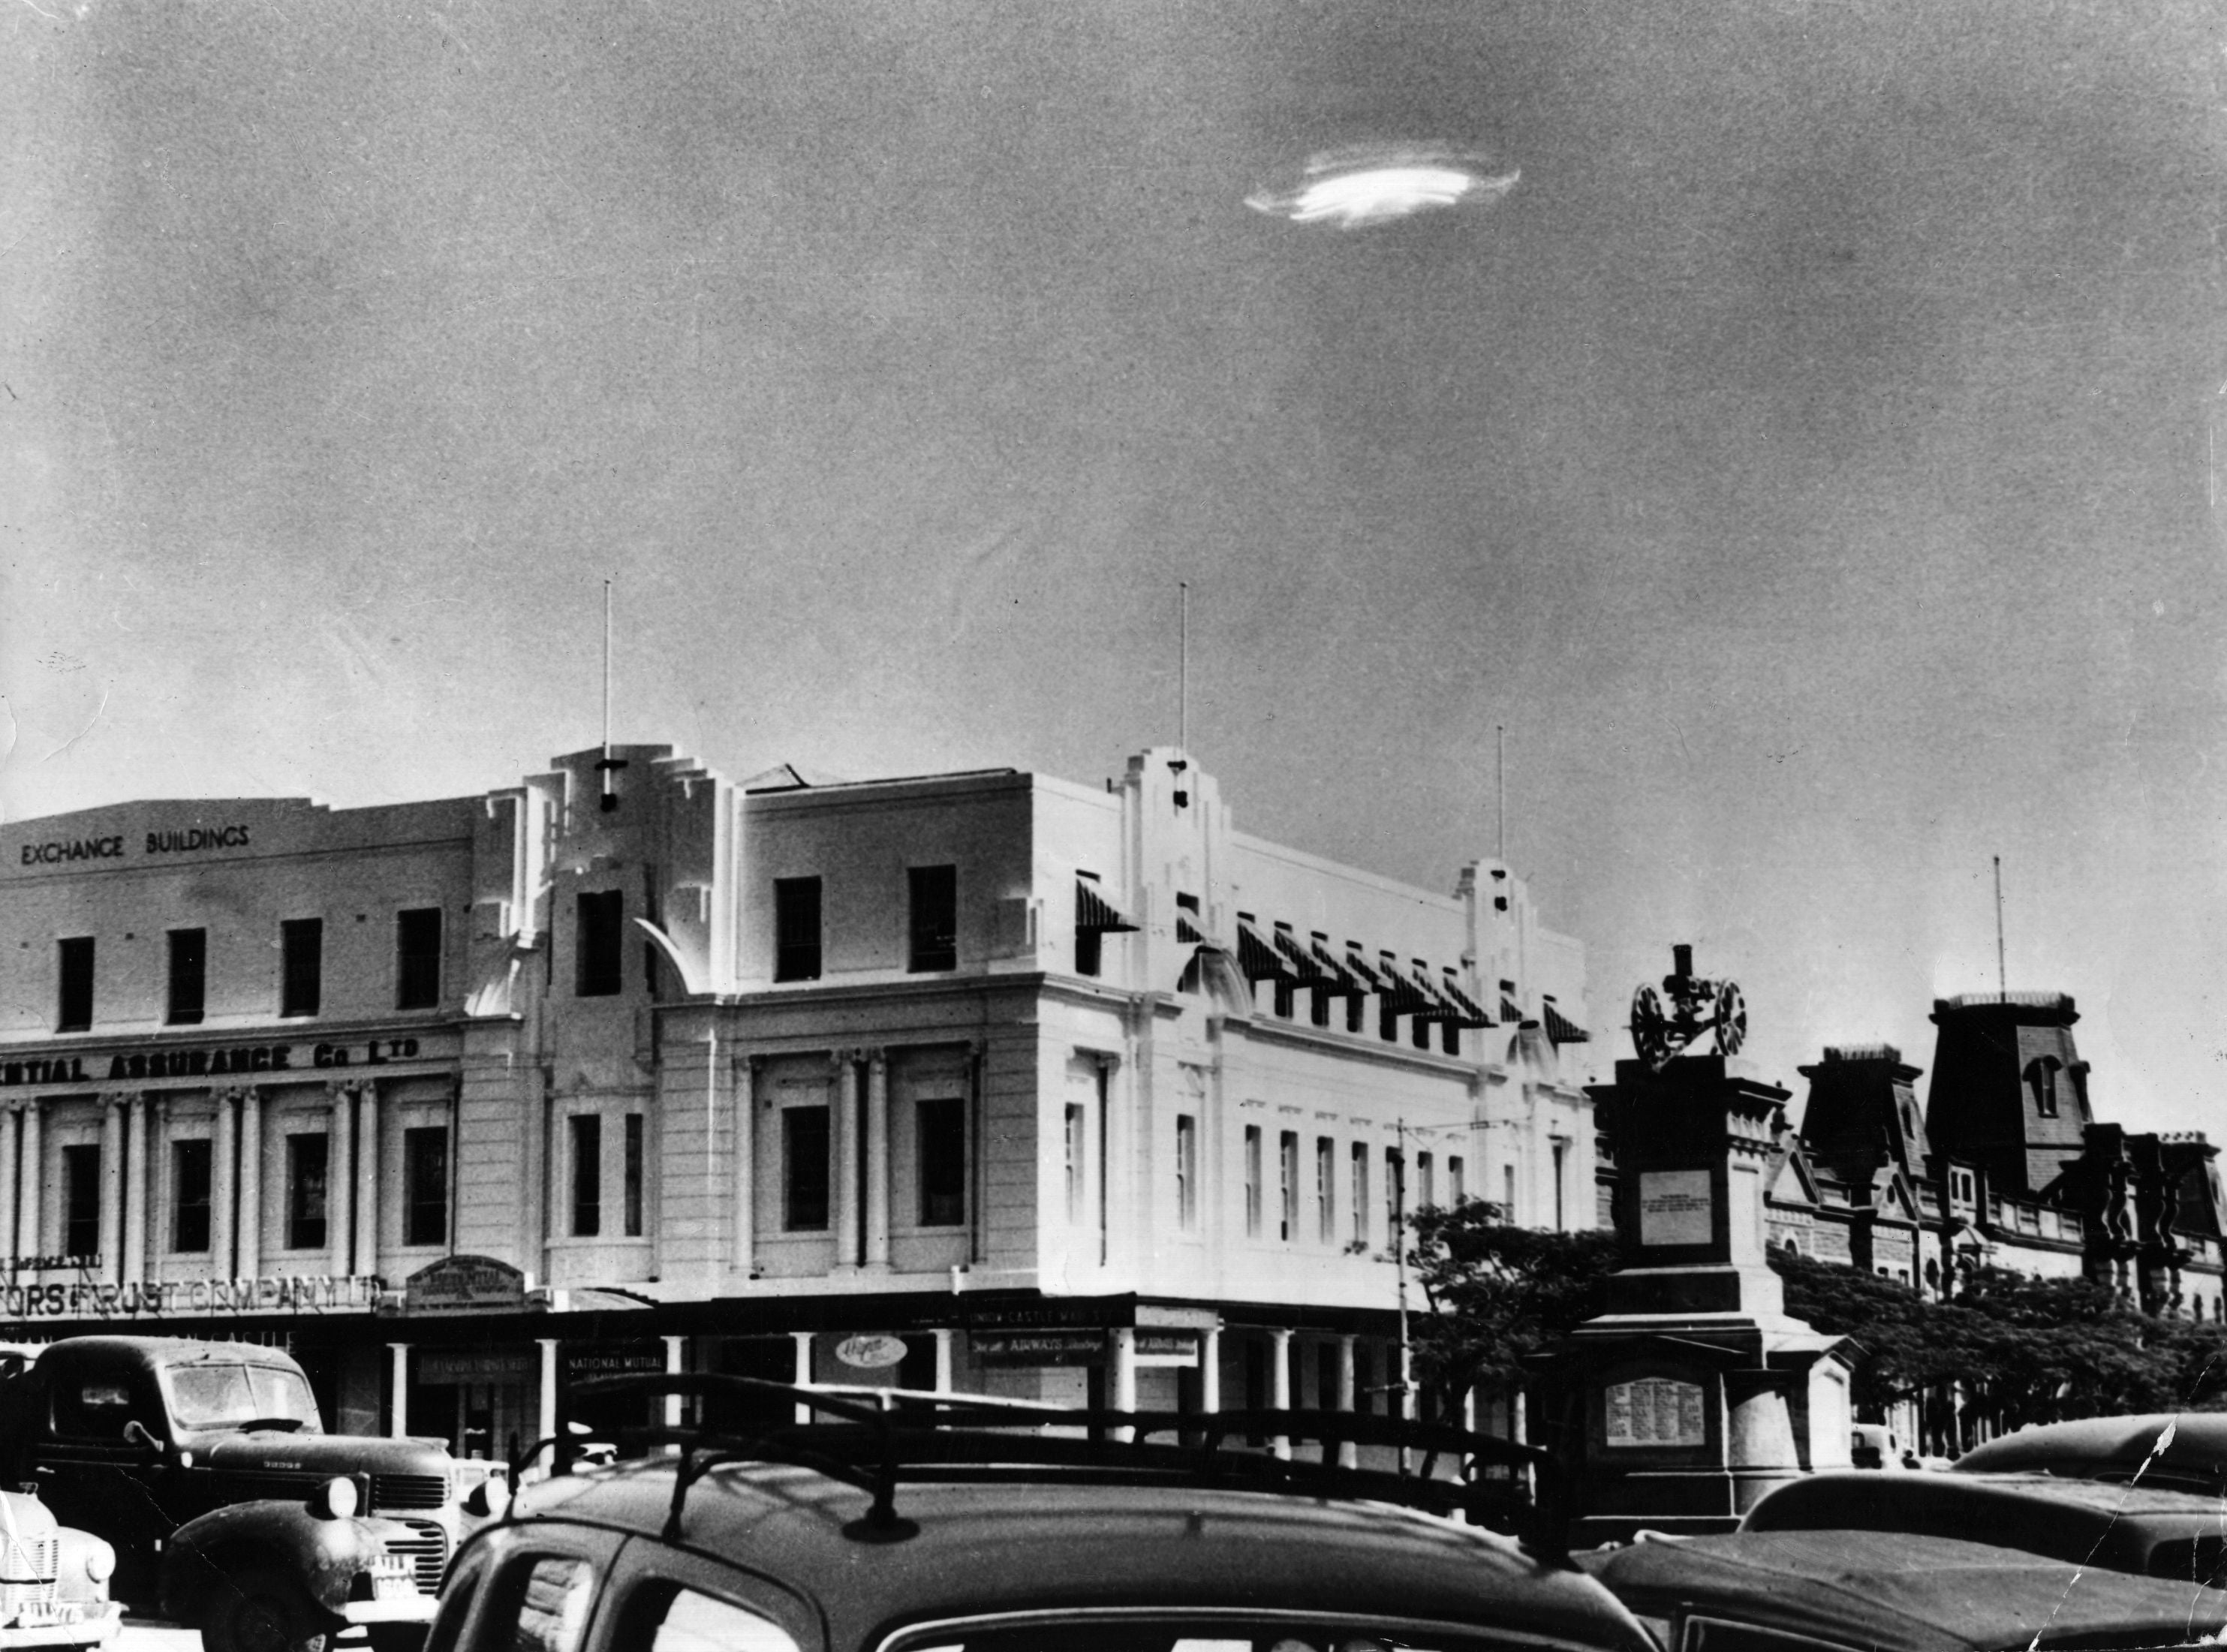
{"left": 1742, "top": 1468, "right": 2227, "bottom": 1585}
{"left": 1953, "top": 1413, "right": 2227, "bottom": 1494}
{"left": 421, "top": 1380, "right": 1656, "bottom": 1652}
{"left": 0, "top": 1337, "right": 507, "bottom": 1652}
{"left": 1581, "top": 1528, "right": 2227, "bottom": 1652}
{"left": 0, "top": 1485, "right": 121, "bottom": 1650}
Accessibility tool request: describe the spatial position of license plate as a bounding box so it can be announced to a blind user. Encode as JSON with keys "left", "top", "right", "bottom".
{"left": 372, "top": 1573, "right": 420, "bottom": 1600}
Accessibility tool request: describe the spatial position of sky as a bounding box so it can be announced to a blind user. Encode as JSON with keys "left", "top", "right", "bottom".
{"left": 4, "top": 1, "right": 2224, "bottom": 1132}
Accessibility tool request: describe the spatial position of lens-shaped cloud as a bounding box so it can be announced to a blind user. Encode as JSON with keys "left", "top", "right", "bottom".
{"left": 1246, "top": 144, "right": 1518, "bottom": 230}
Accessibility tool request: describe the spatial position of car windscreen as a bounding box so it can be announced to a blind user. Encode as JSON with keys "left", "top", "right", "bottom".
{"left": 164, "top": 1362, "right": 324, "bottom": 1431}
{"left": 883, "top": 1612, "right": 1628, "bottom": 1652}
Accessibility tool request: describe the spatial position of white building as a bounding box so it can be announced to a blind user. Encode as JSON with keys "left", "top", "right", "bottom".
{"left": 0, "top": 742, "right": 1597, "bottom": 1456}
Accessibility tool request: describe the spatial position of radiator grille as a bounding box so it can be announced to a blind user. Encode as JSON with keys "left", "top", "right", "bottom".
{"left": 381, "top": 1518, "right": 450, "bottom": 1593}
{"left": 0, "top": 1534, "right": 58, "bottom": 1615}
{"left": 371, "top": 1473, "right": 449, "bottom": 1510}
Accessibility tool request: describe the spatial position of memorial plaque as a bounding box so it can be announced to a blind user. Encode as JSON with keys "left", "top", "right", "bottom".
{"left": 1639, "top": 1169, "right": 1714, "bottom": 1247}
{"left": 1605, "top": 1377, "right": 1708, "bottom": 1446}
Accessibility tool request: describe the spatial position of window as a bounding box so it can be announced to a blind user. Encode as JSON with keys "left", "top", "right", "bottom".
{"left": 623, "top": 1113, "right": 644, "bottom": 1237}
{"left": 1441, "top": 1013, "right": 1460, "bottom": 1055}
{"left": 1076, "top": 873, "right": 1105, "bottom": 978}
{"left": 570, "top": 1114, "right": 602, "bottom": 1237}
{"left": 1951, "top": 1168, "right": 1976, "bottom": 1205}
{"left": 576, "top": 891, "right": 624, "bottom": 998}
{"left": 1244, "top": 1127, "right": 1263, "bottom": 1238}
{"left": 1449, "top": 1156, "right": 1465, "bottom": 1204}
{"left": 615, "top": 1582, "right": 805, "bottom": 1652}
{"left": 773, "top": 877, "right": 822, "bottom": 982}
{"left": 1064, "top": 1104, "right": 1087, "bottom": 1221}
{"left": 1274, "top": 979, "right": 1296, "bottom": 1020}
{"left": 396, "top": 907, "right": 443, "bottom": 1010}
{"left": 1350, "top": 1145, "right": 1368, "bottom": 1248}
{"left": 1310, "top": 988, "right": 1330, "bottom": 1028}
{"left": 1175, "top": 1115, "right": 1197, "bottom": 1229}
{"left": 782, "top": 1106, "right": 830, "bottom": 1230}
{"left": 1551, "top": 1139, "right": 1568, "bottom": 1229}
{"left": 1385, "top": 1148, "right": 1404, "bottom": 1250}
{"left": 172, "top": 1139, "right": 212, "bottom": 1253}
{"left": 167, "top": 928, "right": 206, "bottom": 1025}
{"left": 280, "top": 918, "right": 322, "bottom": 1018}
{"left": 62, "top": 1144, "right": 100, "bottom": 1259}
{"left": 287, "top": 1133, "right": 329, "bottom": 1250}
{"left": 56, "top": 937, "right": 94, "bottom": 1032}
{"left": 498, "top": 1556, "right": 596, "bottom": 1652}
{"left": 1379, "top": 998, "right": 1398, "bottom": 1043}
{"left": 1416, "top": 1151, "right": 1434, "bottom": 1211}
{"left": 1346, "top": 978, "right": 1365, "bottom": 1034}
{"left": 907, "top": 865, "right": 958, "bottom": 972}
{"left": 2030, "top": 1057, "right": 2061, "bottom": 1118}
{"left": 1278, "top": 1132, "right": 1299, "bottom": 1241}
{"left": 404, "top": 1127, "right": 447, "bottom": 1247}
{"left": 1316, "top": 1138, "right": 1336, "bottom": 1243}
{"left": 1503, "top": 1163, "right": 1518, "bottom": 1220}
{"left": 917, "top": 1097, "right": 965, "bottom": 1226}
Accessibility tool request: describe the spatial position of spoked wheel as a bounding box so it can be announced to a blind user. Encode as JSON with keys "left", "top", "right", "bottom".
{"left": 201, "top": 1568, "right": 330, "bottom": 1652}
{"left": 1714, "top": 982, "right": 1749, "bottom": 1056}
{"left": 1630, "top": 984, "right": 1671, "bottom": 1068}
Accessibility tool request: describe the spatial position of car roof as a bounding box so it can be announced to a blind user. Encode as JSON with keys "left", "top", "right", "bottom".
{"left": 1743, "top": 1471, "right": 2227, "bottom": 1576}
{"left": 1582, "top": 1530, "right": 2227, "bottom": 1652}
{"left": 1957, "top": 1417, "right": 2227, "bottom": 1487}
{"left": 35, "top": 1335, "right": 305, "bottom": 1370}
{"left": 507, "top": 1461, "right": 1657, "bottom": 1652}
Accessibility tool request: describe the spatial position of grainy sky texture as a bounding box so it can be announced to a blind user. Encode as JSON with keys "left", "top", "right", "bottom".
{"left": 4, "top": 2, "right": 2224, "bottom": 1130}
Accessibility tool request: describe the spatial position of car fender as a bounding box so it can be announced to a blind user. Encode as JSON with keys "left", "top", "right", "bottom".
{"left": 159, "top": 1500, "right": 417, "bottom": 1626}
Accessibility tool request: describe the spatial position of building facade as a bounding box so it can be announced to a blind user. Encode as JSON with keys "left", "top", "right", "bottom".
{"left": 0, "top": 742, "right": 1597, "bottom": 1458}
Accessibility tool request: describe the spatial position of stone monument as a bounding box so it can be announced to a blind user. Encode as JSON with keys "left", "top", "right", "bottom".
{"left": 1534, "top": 946, "right": 1854, "bottom": 1542}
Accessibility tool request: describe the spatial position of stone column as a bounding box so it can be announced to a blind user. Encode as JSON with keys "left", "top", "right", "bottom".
{"left": 354, "top": 1082, "right": 380, "bottom": 1280}
{"left": 210, "top": 1091, "right": 236, "bottom": 1278}
{"left": 236, "top": 1088, "right": 262, "bottom": 1277}
{"left": 1109, "top": 1327, "right": 1137, "bottom": 1443}
{"left": 389, "top": 1344, "right": 411, "bottom": 1439}
{"left": 790, "top": 1332, "right": 815, "bottom": 1425}
{"left": 832, "top": 1055, "right": 861, "bottom": 1268}
{"left": 536, "top": 1338, "right": 561, "bottom": 1473}
{"left": 330, "top": 1084, "right": 357, "bottom": 1279}
{"left": 1268, "top": 1328, "right": 1293, "bottom": 1460}
{"left": 864, "top": 1050, "right": 891, "bottom": 1269}
{"left": 17, "top": 1104, "right": 41, "bottom": 1260}
{"left": 0, "top": 1106, "right": 17, "bottom": 1267}
{"left": 123, "top": 1093, "right": 153, "bottom": 1279}
{"left": 99, "top": 1096, "right": 125, "bottom": 1282}
{"left": 933, "top": 1328, "right": 956, "bottom": 1395}
{"left": 732, "top": 1060, "right": 756, "bottom": 1277}
{"left": 1199, "top": 1326, "right": 1220, "bottom": 1413}
{"left": 1335, "top": 1334, "right": 1358, "bottom": 1468}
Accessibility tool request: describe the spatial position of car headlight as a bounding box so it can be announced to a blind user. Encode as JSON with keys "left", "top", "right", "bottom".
{"left": 81, "top": 1540, "right": 114, "bottom": 1585}
{"left": 309, "top": 1476, "right": 359, "bottom": 1520}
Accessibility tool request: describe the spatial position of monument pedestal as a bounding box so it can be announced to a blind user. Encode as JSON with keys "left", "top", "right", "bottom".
{"left": 1537, "top": 1055, "right": 1852, "bottom": 1544}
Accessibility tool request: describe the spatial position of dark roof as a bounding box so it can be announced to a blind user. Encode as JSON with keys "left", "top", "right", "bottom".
{"left": 1744, "top": 1470, "right": 2227, "bottom": 1580}
{"left": 507, "top": 1464, "right": 1654, "bottom": 1652}
{"left": 1956, "top": 1415, "right": 2227, "bottom": 1492}
{"left": 33, "top": 1335, "right": 305, "bottom": 1371}
{"left": 1583, "top": 1530, "right": 2227, "bottom": 1652}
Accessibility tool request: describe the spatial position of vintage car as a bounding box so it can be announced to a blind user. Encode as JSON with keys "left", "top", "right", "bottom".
{"left": 1581, "top": 1528, "right": 2227, "bottom": 1652}
{"left": 420, "top": 1380, "right": 1657, "bottom": 1652}
{"left": 0, "top": 1487, "right": 120, "bottom": 1651}
{"left": 1741, "top": 1467, "right": 2227, "bottom": 1584}
{"left": 0, "top": 1337, "right": 506, "bottom": 1652}
{"left": 1953, "top": 1413, "right": 2227, "bottom": 1493}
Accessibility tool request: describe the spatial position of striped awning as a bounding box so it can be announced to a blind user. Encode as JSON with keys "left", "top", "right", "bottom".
{"left": 1075, "top": 880, "right": 1140, "bottom": 934}
{"left": 1437, "top": 971, "right": 1494, "bottom": 1029}
{"left": 1341, "top": 947, "right": 1385, "bottom": 989}
{"left": 1176, "top": 913, "right": 1205, "bottom": 946}
{"left": 1236, "top": 918, "right": 1296, "bottom": 983}
{"left": 1274, "top": 926, "right": 1336, "bottom": 985}
{"left": 1543, "top": 1001, "right": 1590, "bottom": 1045}
{"left": 1500, "top": 994, "right": 1524, "bottom": 1025}
{"left": 1373, "top": 956, "right": 1434, "bottom": 1015}
{"left": 1309, "top": 937, "right": 1371, "bottom": 997}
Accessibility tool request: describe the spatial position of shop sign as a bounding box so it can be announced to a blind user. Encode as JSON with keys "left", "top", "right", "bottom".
{"left": 959, "top": 1301, "right": 1115, "bottom": 1331}
{"left": 834, "top": 1335, "right": 908, "bottom": 1370}
{"left": 419, "top": 1350, "right": 536, "bottom": 1385}
{"left": 0, "top": 1274, "right": 383, "bottom": 1319}
{"left": 974, "top": 1330, "right": 1104, "bottom": 1368}
{"left": 1132, "top": 1332, "right": 1198, "bottom": 1367}
{"left": 563, "top": 1342, "right": 666, "bottom": 1382}
{"left": 0, "top": 1036, "right": 445, "bottom": 1089}
{"left": 405, "top": 1256, "right": 528, "bottom": 1315}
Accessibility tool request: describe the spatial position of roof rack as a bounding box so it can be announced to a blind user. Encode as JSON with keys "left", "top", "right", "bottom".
{"left": 531, "top": 1375, "right": 1569, "bottom": 1562}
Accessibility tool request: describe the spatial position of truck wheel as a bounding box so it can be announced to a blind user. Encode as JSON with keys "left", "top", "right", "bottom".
{"left": 202, "top": 1567, "right": 330, "bottom": 1652}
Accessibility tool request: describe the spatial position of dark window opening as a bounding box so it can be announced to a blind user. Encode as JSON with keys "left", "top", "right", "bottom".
{"left": 1440, "top": 1019, "right": 1459, "bottom": 1055}
{"left": 281, "top": 918, "right": 323, "bottom": 1018}
{"left": 1274, "top": 980, "right": 1296, "bottom": 1019}
{"left": 908, "top": 865, "right": 958, "bottom": 973}
{"left": 57, "top": 937, "right": 94, "bottom": 1033}
{"left": 405, "top": 1127, "right": 448, "bottom": 1247}
{"left": 570, "top": 1113, "right": 602, "bottom": 1236}
{"left": 287, "top": 1133, "right": 330, "bottom": 1251}
{"left": 917, "top": 1097, "right": 966, "bottom": 1226}
{"left": 173, "top": 1138, "right": 212, "bottom": 1253}
{"left": 623, "top": 1112, "right": 643, "bottom": 1237}
{"left": 62, "top": 1145, "right": 101, "bottom": 1259}
{"left": 396, "top": 907, "right": 444, "bottom": 1010}
{"left": 575, "top": 891, "right": 624, "bottom": 998}
{"left": 167, "top": 928, "right": 206, "bottom": 1025}
{"left": 1379, "top": 1001, "right": 1398, "bottom": 1043}
{"left": 774, "top": 878, "right": 822, "bottom": 982}
{"left": 1076, "top": 926, "right": 1102, "bottom": 977}
{"left": 783, "top": 1106, "right": 831, "bottom": 1230}
{"left": 1346, "top": 991, "right": 1365, "bottom": 1034}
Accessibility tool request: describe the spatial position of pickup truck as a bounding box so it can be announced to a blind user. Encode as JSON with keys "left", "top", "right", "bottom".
{"left": 0, "top": 1337, "right": 506, "bottom": 1652}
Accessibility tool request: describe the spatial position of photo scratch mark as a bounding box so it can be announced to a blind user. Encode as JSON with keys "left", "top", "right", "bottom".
{"left": 38, "top": 682, "right": 110, "bottom": 766}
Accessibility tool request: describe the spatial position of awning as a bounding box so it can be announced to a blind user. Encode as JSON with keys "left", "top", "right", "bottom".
{"left": 1075, "top": 880, "right": 1140, "bottom": 934}
{"left": 1176, "top": 913, "right": 1205, "bottom": 946}
{"left": 1309, "top": 937, "right": 1371, "bottom": 997}
{"left": 1341, "top": 947, "right": 1385, "bottom": 989}
{"left": 1436, "top": 972, "right": 1494, "bottom": 1029}
{"left": 1543, "top": 1001, "right": 1590, "bottom": 1045}
{"left": 1236, "top": 918, "right": 1296, "bottom": 983}
{"left": 1372, "top": 956, "right": 1434, "bottom": 1015}
{"left": 1271, "top": 926, "right": 1332, "bottom": 985}
{"left": 1500, "top": 994, "right": 1524, "bottom": 1025}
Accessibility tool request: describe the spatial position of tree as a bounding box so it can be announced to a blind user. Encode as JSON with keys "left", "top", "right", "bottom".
{"left": 1407, "top": 1199, "right": 1620, "bottom": 1413}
